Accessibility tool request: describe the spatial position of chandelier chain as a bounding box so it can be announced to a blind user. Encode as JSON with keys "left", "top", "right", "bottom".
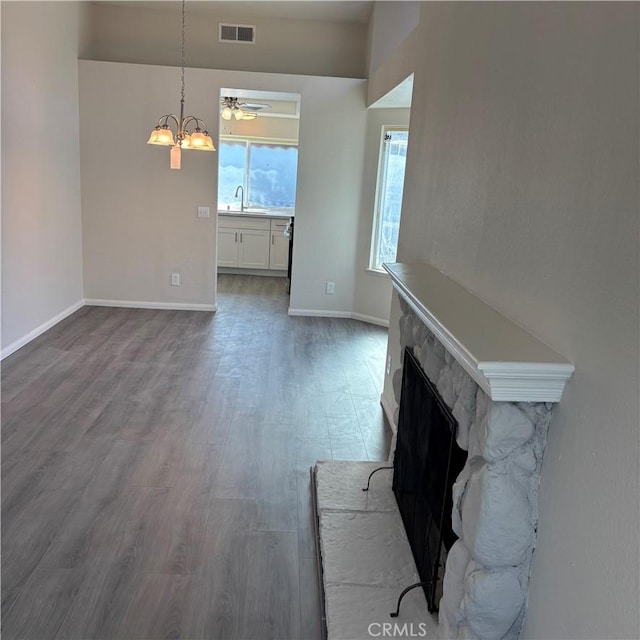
{"left": 180, "top": 0, "right": 185, "bottom": 105}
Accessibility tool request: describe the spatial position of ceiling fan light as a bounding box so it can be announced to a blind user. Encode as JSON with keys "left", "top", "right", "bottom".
{"left": 234, "top": 108, "right": 244, "bottom": 121}
{"left": 221, "top": 106, "right": 233, "bottom": 120}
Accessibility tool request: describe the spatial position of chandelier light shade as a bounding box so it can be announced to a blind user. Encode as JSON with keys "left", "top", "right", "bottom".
{"left": 146, "top": 0, "right": 215, "bottom": 169}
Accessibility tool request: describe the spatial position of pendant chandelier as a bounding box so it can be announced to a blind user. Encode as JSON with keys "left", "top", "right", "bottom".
{"left": 146, "top": 0, "right": 215, "bottom": 169}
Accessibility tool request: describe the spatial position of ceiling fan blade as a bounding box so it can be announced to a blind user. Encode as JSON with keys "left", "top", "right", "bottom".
{"left": 239, "top": 103, "right": 272, "bottom": 112}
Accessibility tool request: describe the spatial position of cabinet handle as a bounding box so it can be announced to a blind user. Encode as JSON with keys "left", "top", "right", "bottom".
{"left": 272, "top": 234, "right": 274, "bottom": 245}
{"left": 235, "top": 232, "right": 238, "bottom": 242}
{"left": 240, "top": 232, "right": 243, "bottom": 243}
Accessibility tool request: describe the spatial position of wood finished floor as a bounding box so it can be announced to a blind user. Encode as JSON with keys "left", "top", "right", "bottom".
{"left": 1, "top": 275, "right": 391, "bottom": 640}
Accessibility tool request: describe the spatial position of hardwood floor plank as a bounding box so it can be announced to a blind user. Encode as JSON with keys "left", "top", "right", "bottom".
{"left": 117, "top": 574, "right": 194, "bottom": 640}
{"left": 213, "top": 413, "right": 262, "bottom": 499}
{"left": 330, "top": 434, "right": 369, "bottom": 461}
{"left": 143, "top": 445, "right": 223, "bottom": 575}
{"left": 191, "top": 499, "right": 257, "bottom": 639}
{"left": 0, "top": 345, "right": 69, "bottom": 402}
{"left": 52, "top": 488, "right": 169, "bottom": 639}
{"left": 239, "top": 531, "right": 300, "bottom": 640}
{"left": 2, "top": 274, "right": 391, "bottom": 640}
{"left": 299, "top": 556, "right": 323, "bottom": 640}
{"left": 2, "top": 567, "right": 87, "bottom": 640}
{"left": 128, "top": 439, "right": 189, "bottom": 488}
{"left": 255, "top": 431, "right": 298, "bottom": 532}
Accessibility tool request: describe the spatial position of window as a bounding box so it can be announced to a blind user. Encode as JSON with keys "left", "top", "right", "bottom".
{"left": 218, "top": 137, "right": 298, "bottom": 210}
{"left": 369, "top": 126, "right": 409, "bottom": 271}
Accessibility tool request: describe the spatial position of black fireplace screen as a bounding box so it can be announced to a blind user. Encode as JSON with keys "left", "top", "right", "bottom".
{"left": 393, "top": 347, "right": 467, "bottom": 612}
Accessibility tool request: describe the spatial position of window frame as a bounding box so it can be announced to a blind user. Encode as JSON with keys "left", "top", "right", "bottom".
{"left": 218, "top": 135, "right": 298, "bottom": 211}
{"left": 368, "top": 125, "right": 409, "bottom": 273}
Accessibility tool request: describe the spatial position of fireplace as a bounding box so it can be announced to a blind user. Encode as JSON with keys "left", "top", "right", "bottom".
{"left": 383, "top": 262, "right": 574, "bottom": 640}
{"left": 312, "top": 262, "right": 574, "bottom": 640}
{"left": 393, "top": 347, "right": 467, "bottom": 612}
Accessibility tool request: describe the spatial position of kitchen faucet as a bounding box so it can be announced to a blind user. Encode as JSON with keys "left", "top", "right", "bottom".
{"left": 234, "top": 185, "right": 245, "bottom": 211}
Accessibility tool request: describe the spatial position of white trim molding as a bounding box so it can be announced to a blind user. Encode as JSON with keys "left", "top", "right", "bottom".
{"left": 351, "top": 312, "right": 389, "bottom": 328}
{"left": 84, "top": 299, "right": 216, "bottom": 312}
{"left": 288, "top": 308, "right": 389, "bottom": 328}
{"left": 288, "top": 308, "right": 352, "bottom": 319}
{"left": 1, "top": 299, "right": 85, "bottom": 360}
{"left": 384, "top": 262, "right": 575, "bottom": 403}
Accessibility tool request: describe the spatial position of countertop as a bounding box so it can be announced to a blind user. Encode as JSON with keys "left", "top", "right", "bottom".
{"left": 218, "top": 209, "right": 294, "bottom": 220}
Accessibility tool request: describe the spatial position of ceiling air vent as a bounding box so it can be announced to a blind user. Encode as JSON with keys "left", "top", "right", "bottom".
{"left": 219, "top": 23, "right": 256, "bottom": 44}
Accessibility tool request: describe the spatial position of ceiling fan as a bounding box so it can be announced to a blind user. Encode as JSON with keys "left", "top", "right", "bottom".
{"left": 220, "top": 96, "right": 271, "bottom": 121}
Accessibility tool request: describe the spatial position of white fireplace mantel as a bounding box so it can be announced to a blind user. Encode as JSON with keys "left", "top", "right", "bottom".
{"left": 384, "top": 262, "right": 575, "bottom": 402}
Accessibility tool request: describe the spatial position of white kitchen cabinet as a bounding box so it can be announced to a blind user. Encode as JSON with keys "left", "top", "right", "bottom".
{"left": 218, "top": 227, "right": 240, "bottom": 268}
{"left": 269, "top": 220, "right": 289, "bottom": 271}
{"left": 217, "top": 214, "right": 291, "bottom": 272}
{"left": 238, "top": 228, "right": 270, "bottom": 269}
{"left": 218, "top": 216, "right": 270, "bottom": 270}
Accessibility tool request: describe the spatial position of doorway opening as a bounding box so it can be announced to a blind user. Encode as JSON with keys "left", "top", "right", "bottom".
{"left": 216, "top": 88, "right": 301, "bottom": 300}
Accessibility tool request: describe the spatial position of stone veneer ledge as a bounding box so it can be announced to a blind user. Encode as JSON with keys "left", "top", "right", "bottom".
{"left": 384, "top": 263, "right": 575, "bottom": 640}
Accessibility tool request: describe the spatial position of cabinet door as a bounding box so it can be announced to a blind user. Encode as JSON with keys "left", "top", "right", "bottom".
{"left": 269, "top": 231, "right": 289, "bottom": 270}
{"left": 238, "top": 229, "right": 270, "bottom": 269}
{"left": 218, "top": 228, "right": 239, "bottom": 267}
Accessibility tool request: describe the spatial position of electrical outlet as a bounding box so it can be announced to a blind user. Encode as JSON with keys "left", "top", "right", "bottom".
{"left": 171, "top": 273, "right": 180, "bottom": 286}
{"left": 386, "top": 354, "right": 392, "bottom": 375}
{"left": 197, "top": 206, "right": 210, "bottom": 218}
{"left": 326, "top": 281, "right": 335, "bottom": 295}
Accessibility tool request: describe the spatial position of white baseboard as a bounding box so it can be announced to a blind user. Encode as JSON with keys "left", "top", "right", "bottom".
{"left": 1, "top": 299, "right": 85, "bottom": 360}
{"left": 84, "top": 299, "right": 217, "bottom": 312}
{"left": 288, "top": 308, "right": 389, "bottom": 327}
{"left": 351, "top": 312, "right": 389, "bottom": 328}
{"left": 288, "top": 308, "right": 352, "bottom": 319}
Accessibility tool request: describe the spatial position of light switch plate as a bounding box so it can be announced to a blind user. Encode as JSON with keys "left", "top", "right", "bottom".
{"left": 197, "top": 206, "right": 210, "bottom": 218}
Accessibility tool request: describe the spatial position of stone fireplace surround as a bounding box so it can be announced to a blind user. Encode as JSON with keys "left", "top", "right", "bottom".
{"left": 313, "top": 263, "right": 574, "bottom": 640}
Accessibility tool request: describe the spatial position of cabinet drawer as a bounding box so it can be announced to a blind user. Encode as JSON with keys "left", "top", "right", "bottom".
{"left": 218, "top": 216, "right": 271, "bottom": 231}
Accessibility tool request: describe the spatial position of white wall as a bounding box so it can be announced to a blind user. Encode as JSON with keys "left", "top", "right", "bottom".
{"left": 89, "top": 3, "right": 367, "bottom": 79}
{"left": 79, "top": 61, "right": 367, "bottom": 315}
{"left": 383, "top": 3, "right": 639, "bottom": 638}
{"left": 1, "top": 1, "right": 88, "bottom": 356}
{"left": 289, "top": 76, "right": 368, "bottom": 316}
{"left": 79, "top": 62, "right": 218, "bottom": 308}
{"left": 366, "top": 2, "right": 418, "bottom": 107}
{"left": 352, "top": 108, "right": 410, "bottom": 326}
{"left": 367, "top": 1, "right": 420, "bottom": 77}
